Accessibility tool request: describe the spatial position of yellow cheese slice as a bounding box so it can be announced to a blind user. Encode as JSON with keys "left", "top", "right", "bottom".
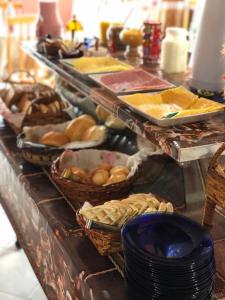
{"left": 64, "top": 57, "right": 133, "bottom": 73}
{"left": 121, "top": 87, "right": 225, "bottom": 120}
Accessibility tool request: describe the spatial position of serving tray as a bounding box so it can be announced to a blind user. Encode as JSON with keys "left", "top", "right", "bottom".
{"left": 90, "top": 70, "right": 174, "bottom": 95}
{"left": 119, "top": 94, "right": 225, "bottom": 127}
{"left": 60, "top": 57, "right": 133, "bottom": 76}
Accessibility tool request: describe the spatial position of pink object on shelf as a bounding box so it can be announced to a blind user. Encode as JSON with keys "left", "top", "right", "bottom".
{"left": 36, "top": 0, "right": 62, "bottom": 38}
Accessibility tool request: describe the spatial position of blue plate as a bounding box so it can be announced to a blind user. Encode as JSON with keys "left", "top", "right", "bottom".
{"left": 122, "top": 213, "right": 213, "bottom": 264}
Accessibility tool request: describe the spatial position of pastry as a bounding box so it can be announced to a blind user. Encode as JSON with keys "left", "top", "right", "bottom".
{"left": 39, "top": 131, "right": 70, "bottom": 147}
{"left": 166, "top": 202, "right": 174, "bottom": 213}
{"left": 91, "top": 169, "right": 109, "bottom": 185}
{"left": 80, "top": 194, "right": 174, "bottom": 227}
{"left": 158, "top": 202, "right": 167, "bottom": 212}
{"left": 96, "top": 105, "right": 110, "bottom": 122}
{"left": 39, "top": 104, "right": 49, "bottom": 114}
{"left": 105, "top": 115, "right": 126, "bottom": 130}
{"left": 110, "top": 166, "right": 130, "bottom": 176}
{"left": 65, "top": 115, "right": 96, "bottom": 141}
{"left": 81, "top": 125, "right": 106, "bottom": 142}
{"left": 105, "top": 173, "right": 127, "bottom": 185}
{"left": 21, "top": 99, "right": 32, "bottom": 113}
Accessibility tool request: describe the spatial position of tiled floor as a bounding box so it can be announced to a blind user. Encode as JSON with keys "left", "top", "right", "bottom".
{"left": 0, "top": 205, "right": 47, "bottom": 300}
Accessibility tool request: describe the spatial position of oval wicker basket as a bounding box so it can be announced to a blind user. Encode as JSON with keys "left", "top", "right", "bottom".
{"left": 76, "top": 212, "right": 121, "bottom": 255}
{"left": 17, "top": 133, "right": 63, "bottom": 166}
{"left": 203, "top": 142, "right": 225, "bottom": 227}
{"left": 51, "top": 150, "right": 141, "bottom": 210}
{"left": 76, "top": 194, "right": 169, "bottom": 256}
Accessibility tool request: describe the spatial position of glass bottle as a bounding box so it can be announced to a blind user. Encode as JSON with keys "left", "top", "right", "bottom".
{"left": 160, "top": 27, "right": 189, "bottom": 73}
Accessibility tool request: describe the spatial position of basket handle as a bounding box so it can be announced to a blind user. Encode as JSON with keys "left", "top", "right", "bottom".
{"left": 208, "top": 142, "right": 225, "bottom": 171}
{"left": 3, "top": 71, "right": 36, "bottom": 84}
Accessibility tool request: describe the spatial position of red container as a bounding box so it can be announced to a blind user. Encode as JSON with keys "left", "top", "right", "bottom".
{"left": 142, "top": 21, "right": 162, "bottom": 64}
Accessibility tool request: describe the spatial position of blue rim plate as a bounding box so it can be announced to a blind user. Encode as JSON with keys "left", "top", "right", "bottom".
{"left": 122, "top": 213, "right": 213, "bottom": 264}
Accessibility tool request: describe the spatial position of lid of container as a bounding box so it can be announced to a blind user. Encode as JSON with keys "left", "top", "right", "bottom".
{"left": 144, "top": 20, "right": 161, "bottom": 26}
{"left": 166, "top": 27, "right": 188, "bottom": 37}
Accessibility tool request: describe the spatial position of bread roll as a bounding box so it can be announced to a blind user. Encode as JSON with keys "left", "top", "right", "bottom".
{"left": 81, "top": 125, "right": 106, "bottom": 141}
{"left": 65, "top": 115, "right": 96, "bottom": 141}
{"left": 110, "top": 166, "right": 130, "bottom": 176}
{"left": 70, "top": 167, "right": 88, "bottom": 183}
{"left": 105, "top": 173, "right": 127, "bottom": 185}
{"left": 39, "top": 131, "right": 69, "bottom": 147}
{"left": 97, "top": 163, "right": 112, "bottom": 171}
{"left": 96, "top": 105, "right": 110, "bottom": 122}
{"left": 92, "top": 169, "right": 109, "bottom": 185}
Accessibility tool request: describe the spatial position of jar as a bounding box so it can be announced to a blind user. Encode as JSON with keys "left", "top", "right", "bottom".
{"left": 142, "top": 21, "right": 162, "bottom": 64}
{"left": 100, "top": 21, "right": 110, "bottom": 46}
{"left": 159, "top": 0, "right": 186, "bottom": 32}
{"left": 106, "top": 23, "right": 126, "bottom": 53}
{"left": 120, "top": 28, "right": 142, "bottom": 57}
{"left": 160, "top": 27, "right": 189, "bottom": 73}
{"left": 36, "top": 0, "right": 63, "bottom": 38}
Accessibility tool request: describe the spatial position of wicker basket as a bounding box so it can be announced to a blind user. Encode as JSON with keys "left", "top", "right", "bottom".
{"left": 76, "top": 194, "right": 169, "bottom": 256}
{"left": 51, "top": 150, "right": 141, "bottom": 210}
{"left": 76, "top": 213, "right": 121, "bottom": 255}
{"left": 20, "top": 94, "right": 72, "bottom": 128}
{"left": 1, "top": 73, "right": 72, "bottom": 133}
{"left": 17, "top": 133, "right": 63, "bottom": 166}
{"left": 203, "top": 143, "right": 225, "bottom": 227}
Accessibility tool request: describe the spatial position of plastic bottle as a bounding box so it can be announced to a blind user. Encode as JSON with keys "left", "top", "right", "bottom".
{"left": 160, "top": 27, "right": 189, "bottom": 73}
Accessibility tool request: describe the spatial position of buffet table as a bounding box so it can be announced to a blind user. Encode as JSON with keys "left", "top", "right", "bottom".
{"left": 1, "top": 118, "right": 225, "bottom": 300}
{"left": 0, "top": 43, "right": 225, "bottom": 300}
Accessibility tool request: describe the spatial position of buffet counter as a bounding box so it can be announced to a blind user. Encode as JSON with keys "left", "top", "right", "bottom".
{"left": 23, "top": 42, "right": 225, "bottom": 163}
{"left": 0, "top": 118, "right": 225, "bottom": 299}
{"left": 0, "top": 42, "right": 225, "bottom": 300}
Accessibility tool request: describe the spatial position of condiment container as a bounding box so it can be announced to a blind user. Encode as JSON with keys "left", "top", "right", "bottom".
{"left": 100, "top": 21, "right": 110, "bottom": 46}
{"left": 107, "top": 23, "right": 126, "bottom": 53}
{"left": 160, "top": 27, "right": 189, "bottom": 73}
{"left": 142, "top": 21, "right": 162, "bottom": 64}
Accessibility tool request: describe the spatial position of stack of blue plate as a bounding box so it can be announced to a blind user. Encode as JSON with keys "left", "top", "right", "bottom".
{"left": 122, "top": 213, "right": 215, "bottom": 300}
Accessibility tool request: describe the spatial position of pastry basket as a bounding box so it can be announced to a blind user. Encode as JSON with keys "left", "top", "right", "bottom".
{"left": 76, "top": 194, "right": 170, "bottom": 256}
{"left": 76, "top": 212, "right": 121, "bottom": 255}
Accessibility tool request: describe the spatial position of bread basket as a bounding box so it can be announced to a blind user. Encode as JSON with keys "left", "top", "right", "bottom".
{"left": 76, "top": 194, "right": 173, "bottom": 255}
{"left": 1, "top": 79, "right": 74, "bottom": 134}
{"left": 51, "top": 149, "right": 142, "bottom": 209}
{"left": 203, "top": 142, "right": 225, "bottom": 227}
{"left": 17, "top": 122, "right": 107, "bottom": 166}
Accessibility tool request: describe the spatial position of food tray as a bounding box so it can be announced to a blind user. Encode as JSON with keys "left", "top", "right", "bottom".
{"left": 89, "top": 70, "right": 174, "bottom": 95}
{"left": 60, "top": 57, "right": 133, "bottom": 76}
{"left": 119, "top": 94, "right": 225, "bottom": 127}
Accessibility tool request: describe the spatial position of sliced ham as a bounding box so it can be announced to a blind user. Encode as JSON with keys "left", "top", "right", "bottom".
{"left": 101, "top": 69, "right": 173, "bottom": 93}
